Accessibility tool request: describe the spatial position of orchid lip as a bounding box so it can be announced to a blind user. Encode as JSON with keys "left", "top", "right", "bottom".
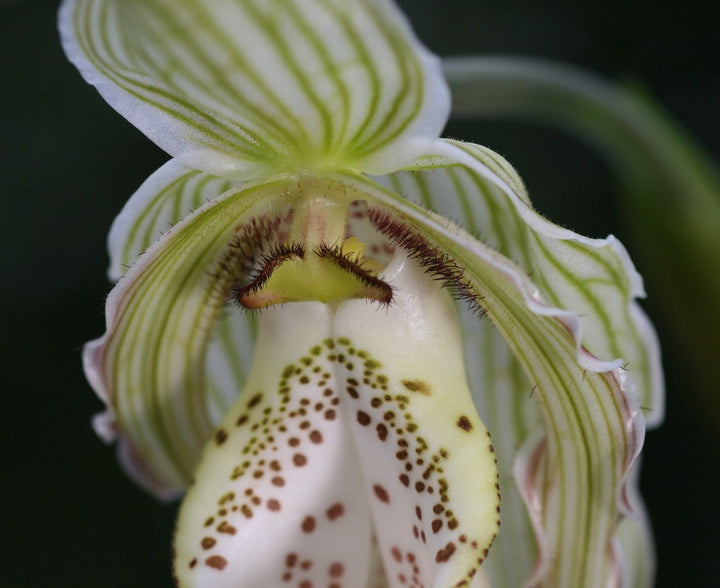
{"left": 173, "top": 252, "right": 500, "bottom": 587}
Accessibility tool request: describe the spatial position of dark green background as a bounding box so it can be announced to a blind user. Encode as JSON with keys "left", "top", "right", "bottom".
{"left": 3, "top": 0, "right": 718, "bottom": 585}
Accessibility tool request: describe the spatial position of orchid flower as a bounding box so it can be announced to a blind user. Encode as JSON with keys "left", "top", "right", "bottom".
{"left": 60, "top": 1, "right": 663, "bottom": 587}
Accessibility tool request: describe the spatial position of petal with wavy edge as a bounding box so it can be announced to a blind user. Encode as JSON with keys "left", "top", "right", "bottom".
{"left": 59, "top": 0, "right": 449, "bottom": 178}
{"left": 107, "top": 158, "right": 240, "bottom": 281}
{"left": 373, "top": 139, "right": 661, "bottom": 584}
{"left": 174, "top": 302, "right": 373, "bottom": 588}
{"left": 614, "top": 460, "right": 655, "bottom": 588}
{"left": 329, "top": 170, "right": 645, "bottom": 587}
{"left": 375, "top": 138, "right": 663, "bottom": 427}
{"left": 84, "top": 178, "right": 291, "bottom": 497}
{"left": 333, "top": 252, "right": 500, "bottom": 588}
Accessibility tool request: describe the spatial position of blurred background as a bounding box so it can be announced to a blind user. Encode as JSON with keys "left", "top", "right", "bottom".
{"left": 2, "top": 0, "right": 718, "bottom": 585}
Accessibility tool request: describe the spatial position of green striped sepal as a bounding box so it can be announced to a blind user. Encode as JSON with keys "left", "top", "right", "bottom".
{"left": 59, "top": 0, "right": 449, "bottom": 179}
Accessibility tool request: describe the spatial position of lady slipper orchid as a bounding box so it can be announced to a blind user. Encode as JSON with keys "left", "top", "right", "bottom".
{"left": 60, "top": 0, "right": 663, "bottom": 586}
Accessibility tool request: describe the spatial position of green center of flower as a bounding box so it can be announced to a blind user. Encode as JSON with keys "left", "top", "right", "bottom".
{"left": 235, "top": 193, "right": 392, "bottom": 308}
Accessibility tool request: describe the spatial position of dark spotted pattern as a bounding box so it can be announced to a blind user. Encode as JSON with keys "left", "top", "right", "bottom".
{"left": 179, "top": 336, "right": 499, "bottom": 587}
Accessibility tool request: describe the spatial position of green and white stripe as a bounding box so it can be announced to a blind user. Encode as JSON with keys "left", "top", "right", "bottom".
{"left": 59, "top": 0, "right": 450, "bottom": 178}
{"left": 84, "top": 179, "right": 290, "bottom": 494}
{"left": 336, "top": 170, "right": 645, "bottom": 587}
{"left": 107, "top": 159, "right": 239, "bottom": 280}
{"left": 458, "top": 305, "right": 540, "bottom": 587}
{"left": 377, "top": 139, "right": 662, "bottom": 427}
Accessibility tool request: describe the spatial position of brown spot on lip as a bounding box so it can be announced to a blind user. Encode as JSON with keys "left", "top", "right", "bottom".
{"left": 402, "top": 379, "right": 431, "bottom": 395}
{"left": 218, "top": 521, "right": 238, "bottom": 534}
{"left": 301, "top": 516, "right": 316, "bottom": 533}
{"left": 205, "top": 555, "right": 228, "bottom": 570}
{"left": 214, "top": 428, "right": 228, "bottom": 445}
{"left": 293, "top": 453, "right": 307, "bottom": 467}
{"left": 201, "top": 537, "right": 216, "bottom": 550}
{"left": 327, "top": 503, "right": 344, "bottom": 520}
{"left": 457, "top": 416, "right": 473, "bottom": 431}
{"left": 218, "top": 492, "right": 234, "bottom": 505}
{"left": 357, "top": 411, "right": 371, "bottom": 426}
{"left": 373, "top": 484, "right": 390, "bottom": 503}
{"left": 435, "top": 542, "right": 457, "bottom": 563}
{"left": 391, "top": 546, "right": 403, "bottom": 562}
{"left": 376, "top": 423, "right": 388, "bottom": 441}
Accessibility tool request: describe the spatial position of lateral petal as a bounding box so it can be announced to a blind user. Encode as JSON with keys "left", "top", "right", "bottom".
{"left": 332, "top": 170, "right": 645, "bottom": 587}
{"left": 84, "top": 178, "right": 290, "bottom": 496}
{"left": 107, "top": 159, "right": 240, "bottom": 281}
{"left": 59, "top": 0, "right": 449, "bottom": 178}
{"left": 174, "top": 302, "right": 373, "bottom": 588}
{"left": 376, "top": 139, "right": 662, "bottom": 426}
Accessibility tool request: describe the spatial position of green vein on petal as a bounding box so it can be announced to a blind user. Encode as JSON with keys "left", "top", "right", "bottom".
{"left": 83, "top": 178, "right": 291, "bottom": 496}
{"left": 331, "top": 170, "right": 646, "bottom": 587}
{"left": 59, "top": 0, "right": 449, "bottom": 178}
{"left": 457, "top": 304, "right": 540, "bottom": 587}
{"left": 204, "top": 310, "right": 258, "bottom": 426}
{"left": 375, "top": 139, "right": 662, "bottom": 428}
{"left": 107, "top": 159, "right": 240, "bottom": 281}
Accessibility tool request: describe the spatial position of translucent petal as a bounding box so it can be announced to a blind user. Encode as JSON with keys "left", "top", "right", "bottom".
{"left": 333, "top": 253, "right": 500, "bottom": 588}
{"left": 174, "top": 302, "right": 373, "bottom": 588}
{"left": 102, "top": 159, "right": 258, "bottom": 428}
{"left": 457, "top": 305, "right": 540, "bottom": 587}
{"left": 59, "top": 0, "right": 449, "bottom": 178}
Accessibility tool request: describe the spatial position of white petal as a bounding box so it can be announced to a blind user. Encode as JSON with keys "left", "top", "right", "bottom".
{"left": 458, "top": 305, "right": 540, "bottom": 587}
